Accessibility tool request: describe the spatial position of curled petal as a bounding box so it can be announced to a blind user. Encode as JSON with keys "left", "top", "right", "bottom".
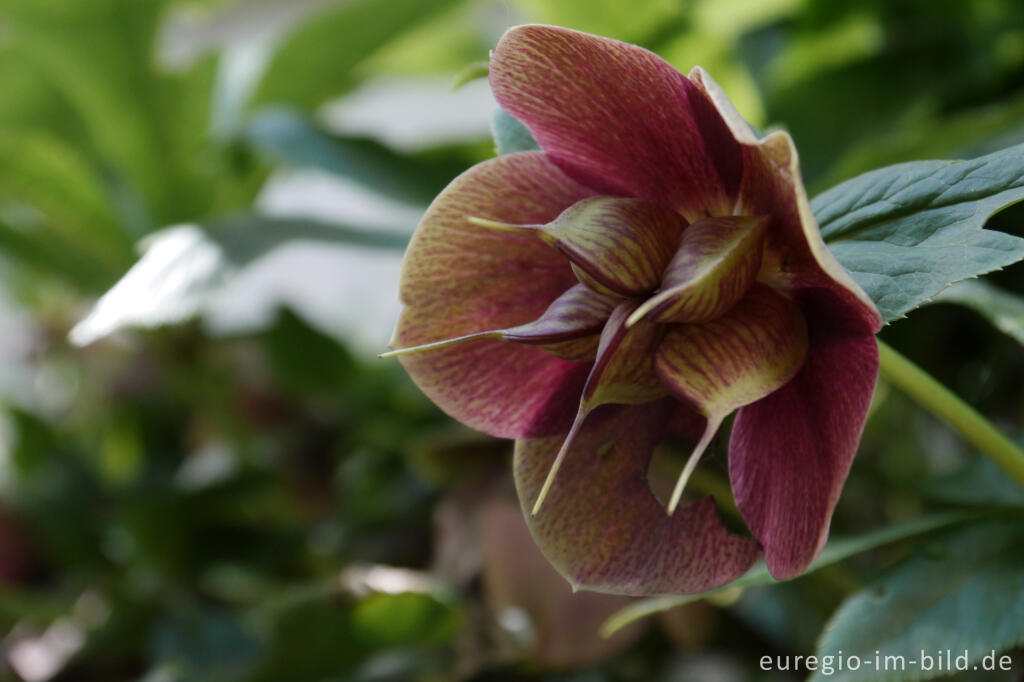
{"left": 687, "top": 67, "right": 759, "bottom": 145}
{"left": 584, "top": 302, "right": 669, "bottom": 408}
{"left": 729, "top": 312, "right": 879, "bottom": 579}
{"left": 393, "top": 152, "right": 596, "bottom": 438}
{"left": 739, "top": 133, "right": 881, "bottom": 334}
{"left": 514, "top": 401, "right": 760, "bottom": 595}
{"left": 506, "top": 284, "right": 619, "bottom": 343}
{"left": 531, "top": 302, "right": 668, "bottom": 514}
{"left": 472, "top": 197, "right": 686, "bottom": 297}
{"left": 654, "top": 284, "right": 808, "bottom": 418}
{"left": 687, "top": 66, "right": 881, "bottom": 334}
{"left": 628, "top": 215, "right": 766, "bottom": 326}
{"left": 491, "top": 25, "right": 742, "bottom": 221}
{"left": 384, "top": 283, "right": 618, "bottom": 364}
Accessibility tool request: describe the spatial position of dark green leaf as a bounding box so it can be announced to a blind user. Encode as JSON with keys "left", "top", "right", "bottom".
{"left": 930, "top": 279, "right": 1024, "bottom": 346}
{"left": 812, "top": 519, "right": 1024, "bottom": 682}
{"left": 812, "top": 143, "right": 1024, "bottom": 323}
{"left": 924, "top": 456, "right": 1024, "bottom": 508}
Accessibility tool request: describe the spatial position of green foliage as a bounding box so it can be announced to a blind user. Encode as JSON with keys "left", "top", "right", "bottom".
{"left": 931, "top": 279, "right": 1024, "bottom": 346}
{"left": 254, "top": 0, "right": 467, "bottom": 109}
{"left": 814, "top": 143, "right": 1024, "bottom": 323}
{"left": 1, "top": 1, "right": 1024, "bottom": 680}
{"left": 813, "top": 520, "right": 1024, "bottom": 682}
{"left": 245, "top": 109, "right": 465, "bottom": 205}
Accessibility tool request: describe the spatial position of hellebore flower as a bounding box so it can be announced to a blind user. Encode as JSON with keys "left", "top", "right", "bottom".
{"left": 385, "top": 25, "right": 882, "bottom": 595}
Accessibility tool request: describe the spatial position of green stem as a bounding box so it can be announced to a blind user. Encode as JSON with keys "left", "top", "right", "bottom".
{"left": 877, "top": 339, "right": 1024, "bottom": 490}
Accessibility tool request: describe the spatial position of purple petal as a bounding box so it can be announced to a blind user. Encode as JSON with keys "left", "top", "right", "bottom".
{"left": 386, "top": 283, "right": 618, "bottom": 364}
{"left": 737, "top": 133, "right": 882, "bottom": 334}
{"left": 729, "top": 308, "right": 879, "bottom": 579}
{"left": 392, "top": 152, "right": 596, "bottom": 438}
{"left": 491, "top": 25, "right": 742, "bottom": 221}
{"left": 515, "top": 401, "right": 760, "bottom": 595}
{"left": 654, "top": 285, "right": 809, "bottom": 418}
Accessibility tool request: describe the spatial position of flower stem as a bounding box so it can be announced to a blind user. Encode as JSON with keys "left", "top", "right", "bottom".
{"left": 877, "top": 339, "right": 1024, "bottom": 489}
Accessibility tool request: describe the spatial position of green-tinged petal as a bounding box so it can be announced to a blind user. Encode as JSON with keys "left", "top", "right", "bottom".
{"left": 515, "top": 402, "right": 760, "bottom": 595}
{"left": 383, "top": 283, "right": 617, "bottom": 364}
{"left": 583, "top": 302, "right": 669, "bottom": 407}
{"left": 628, "top": 215, "right": 766, "bottom": 326}
{"left": 654, "top": 285, "right": 808, "bottom": 514}
{"left": 506, "top": 284, "right": 619, "bottom": 361}
{"left": 472, "top": 197, "right": 686, "bottom": 297}
{"left": 531, "top": 302, "right": 668, "bottom": 514}
{"left": 654, "top": 285, "right": 808, "bottom": 419}
{"left": 688, "top": 67, "right": 881, "bottom": 334}
{"left": 393, "top": 152, "right": 597, "bottom": 438}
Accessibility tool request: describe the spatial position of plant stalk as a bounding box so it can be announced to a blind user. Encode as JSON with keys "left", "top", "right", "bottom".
{"left": 877, "top": 339, "right": 1024, "bottom": 490}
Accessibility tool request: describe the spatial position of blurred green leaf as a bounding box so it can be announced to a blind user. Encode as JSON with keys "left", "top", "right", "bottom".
{"left": 0, "top": 217, "right": 113, "bottom": 290}
{"left": 70, "top": 217, "right": 408, "bottom": 346}
{"left": 812, "top": 519, "right": 1024, "bottom": 682}
{"left": 0, "top": 130, "right": 133, "bottom": 271}
{"left": 491, "top": 108, "right": 539, "bottom": 156}
{"left": 245, "top": 108, "right": 461, "bottom": 204}
{"left": 601, "top": 511, "right": 980, "bottom": 637}
{"left": 813, "top": 143, "right": 1024, "bottom": 323}
{"left": 260, "top": 308, "right": 356, "bottom": 395}
{"left": 452, "top": 60, "right": 489, "bottom": 90}
{"left": 352, "top": 592, "right": 459, "bottom": 648}
{"left": 930, "top": 279, "right": 1024, "bottom": 346}
{"left": 755, "top": 0, "right": 1024, "bottom": 186}
{"left": 254, "top": 0, "right": 467, "bottom": 110}
{"left": 924, "top": 456, "right": 1024, "bottom": 508}
{"left": 0, "top": 0, "right": 219, "bottom": 228}
{"left": 151, "top": 605, "right": 261, "bottom": 682}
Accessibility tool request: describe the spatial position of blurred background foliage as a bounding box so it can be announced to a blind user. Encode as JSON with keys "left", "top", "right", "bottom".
{"left": 0, "top": 0, "right": 1022, "bottom": 680}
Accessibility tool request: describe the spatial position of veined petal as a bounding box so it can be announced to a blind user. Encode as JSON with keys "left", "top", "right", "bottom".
{"left": 729, "top": 314, "right": 879, "bottom": 579}
{"left": 491, "top": 25, "right": 742, "bottom": 221}
{"left": 584, "top": 302, "right": 668, "bottom": 408}
{"left": 472, "top": 197, "right": 686, "bottom": 297}
{"left": 737, "top": 132, "right": 882, "bottom": 334}
{"left": 687, "top": 67, "right": 759, "bottom": 145}
{"left": 653, "top": 285, "right": 807, "bottom": 513}
{"left": 393, "top": 152, "right": 596, "bottom": 438}
{"left": 654, "top": 285, "right": 808, "bottom": 419}
{"left": 506, "top": 283, "right": 619, "bottom": 362}
{"left": 687, "top": 65, "right": 881, "bottom": 333}
{"left": 530, "top": 301, "right": 668, "bottom": 514}
{"left": 628, "top": 215, "right": 766, "bottom": 326}
{"left": 514, "top": 401, "right": 760, "bottom": 595}
{"left": 384, "top": 284, "right": 617, "bottom": 364}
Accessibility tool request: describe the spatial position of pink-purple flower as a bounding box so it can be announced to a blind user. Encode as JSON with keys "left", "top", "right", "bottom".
{"left": 385, "top": 25, "right": 882, "bottom": 595}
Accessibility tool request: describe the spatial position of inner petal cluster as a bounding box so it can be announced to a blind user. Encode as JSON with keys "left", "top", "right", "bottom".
{"left": 475, "top": 196, "right": 810, "bottom": 513}
{"left": 388, "top": 194, "right": 810, "bottom": 515}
